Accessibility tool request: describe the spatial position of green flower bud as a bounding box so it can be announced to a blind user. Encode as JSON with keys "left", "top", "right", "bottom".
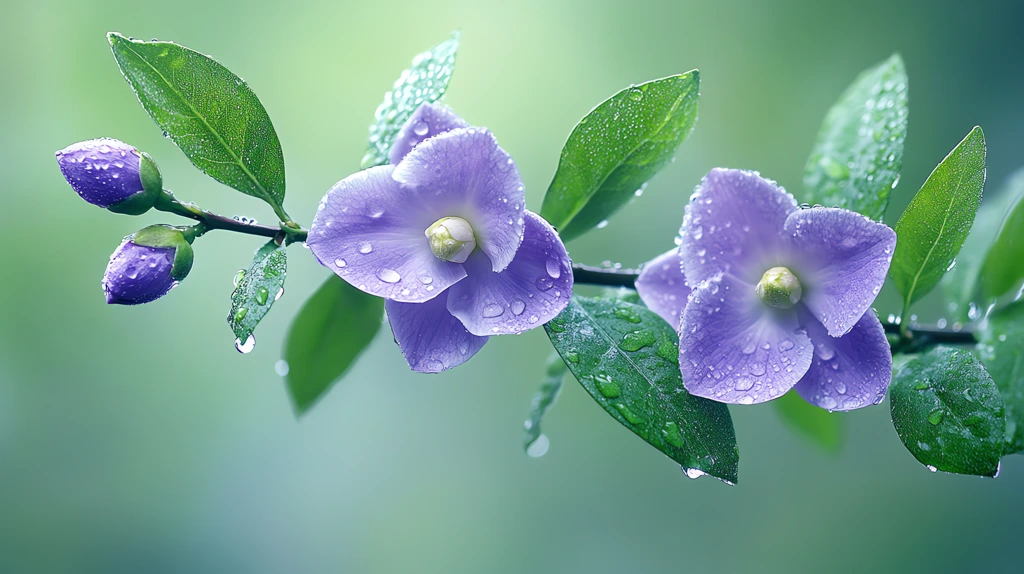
{"left": 425, "top": 216, "right": 476, "bottom": 263}
{"left": 756, "top": 266, "right": 802, "bottom": 309}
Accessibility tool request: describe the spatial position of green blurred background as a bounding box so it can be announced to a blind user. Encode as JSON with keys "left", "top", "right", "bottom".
{"left": 2, "top": 0, "right": 1023, "bottom": 572}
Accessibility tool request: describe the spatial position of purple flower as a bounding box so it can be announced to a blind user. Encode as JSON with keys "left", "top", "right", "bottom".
{"left": 308, "top": 104, "right": 573, "bottom": 373}
{"left": 103, "top": 225, "right": 194, "bottom": 305}
{"left": 56, "top": 138, "right": 162, "bottom": 215}
{"left": 637, "top": 168, "right": 896, "bottom": 410}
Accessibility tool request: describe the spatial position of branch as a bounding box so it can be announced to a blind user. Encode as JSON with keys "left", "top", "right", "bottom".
{"left": 154, "top": 190, "right": 308, "bottom": 243}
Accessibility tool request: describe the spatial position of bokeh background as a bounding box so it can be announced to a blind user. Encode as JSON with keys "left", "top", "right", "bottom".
{"left": 2, "top": 0, "right": 1023, "bottom": 572}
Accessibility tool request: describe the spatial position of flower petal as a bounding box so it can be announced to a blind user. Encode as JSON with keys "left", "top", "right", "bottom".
{"left": 795, "top": 307, "right": 892, "bottom": 411}
{"left": 389, "top": 103, "right": 469, "bottom": 165}
{"left": 446, "top": 211, "right": 572, "bottom": 336}
{"left": 386, "top": 295, "right": 488, "bottom": 373}
{"left": 635, "top": 248, "right": 690, "bottom": 330}
{"left": 681, "top": 168, "right": 798, "bottom": 285}
{"left": 679, "top": 273, "right": 813, "bottom": 405}
{"left": 392, "top": 128, "right": 525, "bottom": 272}
{"left": 307, "top": 165, "right": 467, "bottom": 303}
{"left": 784, "top": 207, "right": 896, "bottom": 337}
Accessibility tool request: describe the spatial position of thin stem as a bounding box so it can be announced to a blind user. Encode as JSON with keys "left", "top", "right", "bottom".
{"left": 570, "top": 262, "right": 976, "bottom": 346}
{"left": 154, "top": 189, "right": 308, "bottom": 243}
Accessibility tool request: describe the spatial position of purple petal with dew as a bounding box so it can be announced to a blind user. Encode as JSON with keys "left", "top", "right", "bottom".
{"left": 795, "top": 306, "right": 891, "bottom": 411}
{"left": 307, "top": 165, "right": 466, "bottom": 303}
{"left": 56, "top": 138, "right": 143, "bottom": 208}
{"left": 392, "top": 128, "right": 525, "bottom": 272}
{"left": 635, "top": 248, "right": 690, "bottom": 330}
{"left": 389, "top": 103, "right": 469, "bottom": 165}
{"left": 681, "top": 168, "right": 798, "bottom": 286}
{"left": 386, "top": 293, "right": 489, "bottom": 373}
{"left": 447, "top": 211, "right": 572, "bottom": 336}
{"left": 679, "top": 272, "right": 813, "bottom": 405}
{"left": 783, "top": 207, "right": 896, "bottom": 337}
{"left": 102, "top": 239, "right": 176, "bottom": 305}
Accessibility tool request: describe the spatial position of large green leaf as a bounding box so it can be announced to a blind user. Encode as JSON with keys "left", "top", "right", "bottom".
{"left": 979, "top": 302, "right": 1024, "bottom": 455}
{"left": 544, "top": 296, "right": 738, "bottom": 483}
{"left": 361, "top": 33, "right": 459, "bottom": 168}
{"left": 774, "top": 390, "right": 843, "bottom": 453}
{"left": 890, "top": 346, "right": 1004, "bottom": 476}
{"left": 803, "top": 55, "right": 908, "bottom": 220}
{"left": 890, "top": 127, "right": 986, "bottom": 312}
{"left": 108, "top": 33, "right": 286, "bottom": 213}
{"left": 979, "top": 176, "right": 1024, "bottom": 303}
{"left": 283, "top": 275, "right": 385, "bottom": 415}
{"left": 941, "top": 169, "right": 1024, "bottom": 323}
{"left": 540, "top": 73, "right": 699, "bottom": 241}
{"left": 227, "top": 240, "right": 286, "bottom": 345}
{"left": 522, "top": 353, "right": 567, "bottom": 457}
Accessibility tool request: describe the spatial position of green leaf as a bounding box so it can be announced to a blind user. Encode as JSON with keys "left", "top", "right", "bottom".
{"left": 108, "top": 33, "right": 286, "bottom": 213}
{"left": 980, "top": 175, "right": 1024, "bottom": 303}
{"left": 773, "top": 390, "right": 843, "bottom": 453}
{"left": 890, "top": 346, "right": 1005, "bottom": 476}
{"left": 979, "top": 302, "right": 1024, "bottom": 455}
{"left": 283, "top": 275, "right": 385, "bottom": 415}
{"left": 227, "top": 240, "right": 286, "bottom": 344}
{"left": 544, "top": 296, "right": 738, "bottom": 483}
{"left": 540, "top": 73, "right": 700, "bottom": 241}
{"left": 941, "top": 170, "right": 1024, "bottom": 323}
{"left": 890, "top": 126, "right": 986, "bottom": 312}
{"left": 803, "top": 54, "right": 908, "bottom": 220}
{"left": 522, "top": 353, "right": 567, "bottom": 457}
{"left": 361, "top": 33, "right": 460, "bottom": 168}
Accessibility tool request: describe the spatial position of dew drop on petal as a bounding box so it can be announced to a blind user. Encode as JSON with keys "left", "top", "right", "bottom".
{"left": 511, "top": 299, "right": 526, "bottom": 315}
{"left": 358, "top": 242, "right": 373, "bottom": 254}
{"left": 377, "top": 268, "right": 401, "bottom": 283}
{"left": 545, "top": 258, "right": 562, "bottom": 279}
{"left": 482, "top": 303, "right": 504, "bottom": 318}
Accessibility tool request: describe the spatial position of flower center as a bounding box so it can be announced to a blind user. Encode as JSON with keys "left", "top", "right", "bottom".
{"left": 425, "top": 216, "right": 476, "bottom": 263}
{"left": 755, "top": 266, "right": 802, "bottom": 309}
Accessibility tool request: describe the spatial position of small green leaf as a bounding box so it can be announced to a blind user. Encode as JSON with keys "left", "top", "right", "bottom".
{"left": 108, "top": 33, "right": 286, "bottom": 212}
{"left": 803, "top": 54, "right": 908, "bottom": 220}
{"left": 361, "top": 33, "right": 459, "bottom": 168}
{"left": 890, "top": 127, "right": 986, "bottom": 311}
{"left": 283, "top": 275, "right": 385, "bottom": 415}
{"left": 890, "top": 346, "right": 1005, "bottom": 476}
{"left": 523, "top": 353, "right": 567, "bottom": 457}
{"left": 227, "top": 240, "right": 286, "bottom": 343}
{"left": 979, "top": 302, "right": 1024, "bottom": 455}
{"left": 544, "top": 296, "right": 738, "bottom": 483}
{"left": 980, "top": 176, "right": 1024, "bottom": 304}
{"left": 774, "top": 390, "right": 843, "bottom": 453}
{"left": 540, "top": 73, "right": 700, "bottom": 241}
{"left": 941, "top": 170, "right": 1024, "bottom": 323}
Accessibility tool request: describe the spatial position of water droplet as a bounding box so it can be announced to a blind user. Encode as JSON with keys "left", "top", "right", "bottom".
{"left": 511, "top": 299, "right": 526, "bottom": 315}
{"left": 594, "top": 374, "right": 620, "bottom": 398}
{"left": 234, "top": 333, "right": 256, "bottom": 354}
{"left": 613, "top": 307, "right": 642, "bottom": 324}
{"left": 734, "top": 378, "right": 754, "bottom": 391}
{"left": 535, "top": 277, "right": 554, "bottom": 291}
{"left": 545, "top": 258, "right": 561, "bottom": 279}
{"left": 233, "top": 269, "right": 246, "bottom": 287}
{"left": 526, "top": 434, "right": 550, "bottom": 458}
{"left": 274, "top": 360, "right": 289, "bottom": 377}
{"left": 620, "top": 330, "right": 656, "bottom": 351}
{"left": 614, "top": 402, "right": 642, "bottom": 424}
{"left": 234, "top": 307, "right": 248, "bottom": 322}
{"left": 565, "top": 351, "right": 579, "bottom": 363}
{"left": 683, "top": 467, "right": 706, "bottom": 480}
{"left": 256, "top": 287, "right": 269, "bottom": 305}
{"left": 377, "top": 268, "right": 401, "bottom": 283}
{"left": 358, "top": 242, "right": 373, "bottom": 254}
{"left": 275, "top": 288, "right": 284, "bottom": 301}
{"left": 334, "top": 258, "right": 347, "bottom": 268}
{"left": 629, "top": 88, "right": 644, "bottom": 101}
{"left": 482, "top": 303, "right": 504, "bottom": 318}
{"left": 662, "top": 421, "right": 684, "bottom": 448}
{"left": 413, "top": 121, "right": 429, "bottom": 136}
{"left": 927, "top": 408, "right": 945, "bottom": 425}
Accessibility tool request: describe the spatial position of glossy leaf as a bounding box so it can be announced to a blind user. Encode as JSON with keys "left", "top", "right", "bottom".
{"left": 544, "top": 296, "right": 739, "bottom": 483}
{"left": 283, "top": 275, "right": 385, "bottom": 415}
{"left": 890, "top": 346, "right": 1004, "bottom": 477}
{"left": 941, "top": 170, "right": 1024, "bottom": 323}
{"left": 361, "top": 33, "right": 459, "bottom": 168}
{"left": 890, "top": 127, "right": 986, "bottom": 310}
{"left": 979, "top": 302, "right": 1024, "bottom": 455}
{"left": 227, "top": 240, "right": 286, "bottom": 343}
{"left": 108, "top": 33, "right": 286, "bottom": 211}
{"left": 803, "top": 54, "right": 908, "bottom": 220}
{"left": 523, "top": 353, "right": 567, "bottom": 457}
{"left": 774, "top": 390, "right": 843, "bottom": 453}
{"left": 980, "top": 175, "right": 1024, "bottom": 303}
{"left": 540, "top": 73, "right": 699, "bottom": 241}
